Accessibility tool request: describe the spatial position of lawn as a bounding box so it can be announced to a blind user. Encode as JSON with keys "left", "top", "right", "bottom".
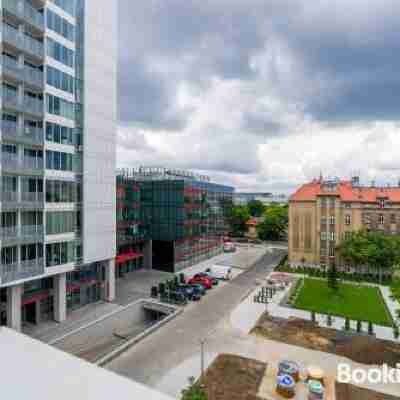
{"left": 293, "top": 278, "right": 393, "bottom": 327}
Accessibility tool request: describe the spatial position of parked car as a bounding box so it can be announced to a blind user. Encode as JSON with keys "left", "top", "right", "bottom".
{"left": 194, "top": 273, "right": 219, "bottom": 286}
{"left": 223, "top": 242, "right": 236, "bottom": 253}
{"left": 188, "top": 275, "right": 213, "bottom": 289}
{"left": 205, "top": 265, "right": 233, "bottom": 280}
{"left": 187, "top": 283, "right": 207, "bottom": 296}
{"left": 176, "top": 285, "right": 201, "bottom": 301}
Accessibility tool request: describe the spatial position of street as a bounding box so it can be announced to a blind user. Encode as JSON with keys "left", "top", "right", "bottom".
{"left": 106, "top": 247, "right": 286, "bottom": 391}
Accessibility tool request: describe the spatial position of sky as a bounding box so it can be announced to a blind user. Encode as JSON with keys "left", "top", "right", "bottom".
{"left": 117, "top": 0, "right": 400, "bottom": 194}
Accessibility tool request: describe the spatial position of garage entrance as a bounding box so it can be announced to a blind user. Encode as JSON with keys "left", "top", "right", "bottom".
{"left": 152, "top": 240, "right": 174, "bottom": 273}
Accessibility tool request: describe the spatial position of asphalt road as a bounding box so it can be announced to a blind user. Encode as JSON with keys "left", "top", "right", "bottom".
{"left": 106, "top": 247, "right": 287, "bottom": 388}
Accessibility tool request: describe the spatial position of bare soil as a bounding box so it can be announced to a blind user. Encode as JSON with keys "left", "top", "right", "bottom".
{"left": 199, "top": 354, "right": 266, "bottom": 400}
{"left": 336, "top": 382, "right": 400, "bottom": 400}
{"left": 251, "top": 314, "right": 400, "bottom": 368}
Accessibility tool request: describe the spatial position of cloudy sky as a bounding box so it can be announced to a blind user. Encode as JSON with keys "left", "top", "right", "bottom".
{"left": 117, "top": 0, "right": 400, "bottom": 194}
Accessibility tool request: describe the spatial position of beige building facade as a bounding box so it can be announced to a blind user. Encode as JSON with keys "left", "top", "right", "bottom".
{"left": 289, "top": 177, "right": 400, "bottom": 270}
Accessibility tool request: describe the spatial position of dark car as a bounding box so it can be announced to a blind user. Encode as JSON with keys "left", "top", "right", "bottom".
{"left": 194, "top": 273, "right": 219, "bottom": 286}
{"left": 187, "top": 283, "right": 207, "bottom": 296}
{"left": 176, "top": 285, "right": 201, "bottom": 301}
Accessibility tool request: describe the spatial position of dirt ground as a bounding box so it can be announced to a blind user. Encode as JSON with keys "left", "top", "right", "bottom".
{"left": 199, "top": 354, "right": 266, "bottom": 400}
{"left": 335, "top": 382, "right": 400, "bottom": 400}
{"left": 251, "top": 314, "right": 400, "bottom": 368}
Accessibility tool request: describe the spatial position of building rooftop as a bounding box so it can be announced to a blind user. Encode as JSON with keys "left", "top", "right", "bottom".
{"left": 290, "top": 179, "right": 400, "bottom": 203}
{"left": 0, "top": 327, "right": 174, "bottom": 400}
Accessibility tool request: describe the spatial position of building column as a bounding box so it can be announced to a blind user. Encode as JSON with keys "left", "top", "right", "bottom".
{"left": 53, "top": 273, "right": 66, "bottom": 323}
{"left": 7, "top": 285, "right": 22, "bottom": 332}
{"left": 144, "top": 240, "right": 153, "bottom": 270}
{"left": 35, "top": 300, "right": 41, "bottom": 325}
{"left": 104, "top": 259, "right": 116, "bottom": 302}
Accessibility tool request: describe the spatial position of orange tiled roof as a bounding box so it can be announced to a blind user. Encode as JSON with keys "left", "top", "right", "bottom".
{"left": 290, "top": 180, "right": 400, "bottom": 203}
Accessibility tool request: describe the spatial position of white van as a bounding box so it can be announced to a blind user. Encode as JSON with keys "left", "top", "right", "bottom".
{"left": 206, "top": 265, "right": 233, "bottom": 280}
{"left": 223, "top": 242, "right": 236, "bottom": 253}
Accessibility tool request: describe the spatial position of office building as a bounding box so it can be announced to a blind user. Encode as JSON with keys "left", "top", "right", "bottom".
{"left": 0, "top": 0, "right": 117, "bottom": 331}
{"left": 289, "top": 176, "right": 400, "bottom": 270}
{"left": 116, "top": 168, "right": 234, "bottom": 274}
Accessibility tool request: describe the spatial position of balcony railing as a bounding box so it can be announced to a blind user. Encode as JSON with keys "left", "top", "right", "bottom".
{"left": 3, "top": 24, "right": 44, "bottom": 59}
{"left": 24, "top": 96, "right": 44, "bottom": 116}
{"left": 3, "top": 89, "right": 22, "bottom": 112}
{"left": 24, "top": 65, "right": 43, "bottom": 88}
{"left": 2, "top": 55, "right": 24, "bottom": 81}
{"left": 1, "top": 153, "right": 44, "bottom": 173}
{"left": 21, "top": 191, "right": 44, "bottom": 203}
{"left": 1, "top": 192, "right": 18, "bottom": 203}
{"left": 2, "top": 121, "right": 44, "bottom": 146}
{"left": 0, "top": 258, "right": 44, "bottom": 285}
{"left": 3, "top": 0, "right": 44, "bottom": 31}
{"left": 0, "top": 226, "right": 18, "bottom": 240}
{"left": 21, "top": 225, "right": 44, "bottom": 239}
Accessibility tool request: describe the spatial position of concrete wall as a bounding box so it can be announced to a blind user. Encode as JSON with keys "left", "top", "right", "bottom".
{"left": 51, "top": 301, "right": 147, "bottom": 356}
{"left": 82, "top": 0, "right": 117, "bottom": 263}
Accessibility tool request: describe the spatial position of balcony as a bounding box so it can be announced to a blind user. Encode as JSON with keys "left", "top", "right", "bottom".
{"left": 1, "top": 191, "right": 44, "bottom": 210}
{"left": 24, "top": 96, "right": 44, "bottom": 117}
{"left": 24, "top": 65, "right": 43, "bottom": 89}
{"left": 0, "top": 258, "right": 44, "bottom": 285}
{"left": 3, "top": 24, "right": 44, "bottom": 60}
{"left": 3, "top": 89, "right": 23, "bottom": 113}
{"left": 21, "top": 225, "right": 44, "bottom": 242}
{"left": 0, "top": 226, "right": 18, "bottom": 245}
{"left": 2, "top": 121, "right": 44, "bottom": 146}
{"left": 1, "top": 153, "right": 44, "bottom": 175}
{"left": 3, "top": 0, "right": 45, "bottom": 32}
{"left": 2, "top": 55, "right": 24, "bottom": 82}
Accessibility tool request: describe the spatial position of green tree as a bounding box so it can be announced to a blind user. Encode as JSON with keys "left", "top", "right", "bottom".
{"left": 181, "top": 377, "right": 208, "bottom": 400}
{"left": 257, "top": 205, "right": 288, "bottom": 241}
{"left": 247, "top": 200, "right": 265, "bottom": 217}
{"left": 337, "top": 230, "right": 400, "bottom": 283}
{"left": 328, "top": 263, "right": 339, "bottom": 291}
{"left": 228, "top": 205, "right": 251, "bottom": 236}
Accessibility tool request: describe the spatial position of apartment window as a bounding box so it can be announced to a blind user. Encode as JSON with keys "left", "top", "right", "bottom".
{"left": 363, "top": 213, "right": 371, "bottom": 224}
{"left": 321, "top": 198, "right": 327, "bottom": 208}
{"left": 1, "top": 246, "right": 17, "bottom": 265}
{"left": 45, "top": 122, "right": 74, "bottom": 145}
{"left": 46, "top": 180, "right": 76, "bottom": 203}
{"left": 329, "top": 198, "right": 335, "bottom": 207}
{"left": 46, "top": 94, "right": 75, "bottom": 120}
{"left": 46, "top": 212, "right": 76, "bottom": 235}
{"left": 321, "top": 216, "right": 326, "bottom": 224}
{"left": 344, "top": 231, "right": 352, "bottom": 240}
{"left": 47, "top": 9, "right": 75, "bottom": 41}
{"left": 47, "top": 38, "right": 74, "bottom": 68}
{"left": 21, "top": 244, "right": 43, "bottom": 262}
{"left": 391, "top": 214, "right": 396, "bottom": 224}
{"left": 344, "top": 203, "right": 351, "bottom": 209}
{"left": 329, "top": 215, "right": 335, "bottom": 225}
{"left": 379, "top": 199, "right": 386, "bottom": 209}
{"left": 320, "top": 246, "right": 326, "bottom": 256}
{"left": 330, "top": 231, "right": 335, "bottom": 241}
{"left": 46, "top": 150, "right": 73, "bottom": 171}
{"left": 46, "top": 241, "right": 75, "bottom": 267}
{"left": 379, "top": 214, "right": 384, "bottom": 225}
{"left": 345, "top": 214, "right": 351, "bottom": 225}
{"left": 320, "top": 232, "right": 327, "bottom": 240}
{"left": 329, "top": 246, "right": 335, "bottom": 257}
{"left": 46, "top": 66, "right": 74, "bottom": 94}
{"left": 50, "top": 0, "right": 76, "bottom": 16}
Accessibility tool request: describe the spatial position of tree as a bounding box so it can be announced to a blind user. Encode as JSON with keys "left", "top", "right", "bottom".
{"left": 337, "top": 230, "right": 400, "bottom": 282}
{"left": 328, "top": 263, "right": 339, "bottom": 291}
{"left": 181, "top": 377, "right": 208, "bottom": 400}
{"left": 228, "top": 205, "right": 250, "bottom": 237}
{"left": 257, "top": 205, "right": 288, "bottom": 241}
{"left": 247, "top": 200, "right": 265, "bottom": 217}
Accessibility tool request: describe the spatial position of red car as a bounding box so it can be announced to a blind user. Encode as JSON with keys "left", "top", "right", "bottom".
{"left": 188, "top": 275, "right": 213, "bottom": 289}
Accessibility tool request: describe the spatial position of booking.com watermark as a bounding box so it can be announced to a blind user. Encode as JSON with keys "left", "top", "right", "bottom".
{"left": 338, "top": 363, "right": 400, "bottom": 384}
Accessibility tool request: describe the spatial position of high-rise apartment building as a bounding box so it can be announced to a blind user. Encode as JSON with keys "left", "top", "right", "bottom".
{"left": 289, "top": 177, "right": 400, "bottom": 270}
{"left": 0, "top": 0, "right": 116, "bottom": 331}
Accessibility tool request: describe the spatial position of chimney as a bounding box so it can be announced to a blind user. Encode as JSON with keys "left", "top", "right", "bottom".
{"left": 351, "top": 176, "right": 360, "bottom": 187}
